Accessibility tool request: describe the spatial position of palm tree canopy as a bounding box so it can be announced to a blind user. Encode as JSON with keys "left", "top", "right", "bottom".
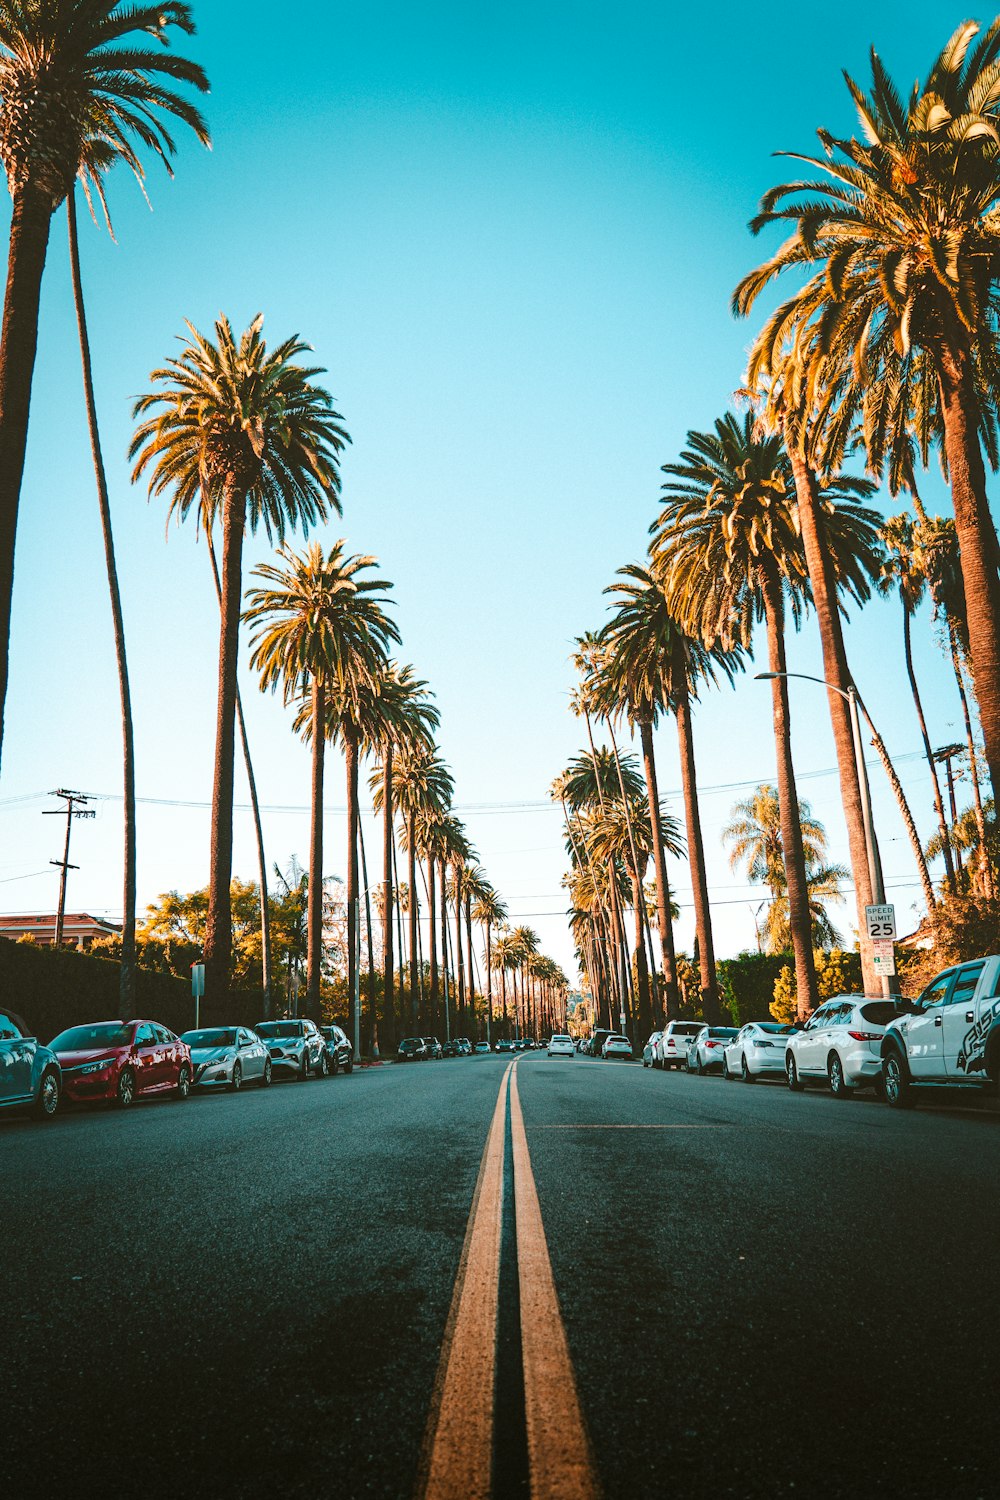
{"left": 723, "top": 784, "right": 831, "bottom": 891}
{"left": 560, "top": 747, "right": 645, "bottom": 812}
{"left": 583, "top": 796, "right": 684, "bottom": 883}
{"left": 359, "top": 663, "right": 439, "bottom": 765}
{"left": 130, "top": 315, "right": 349, "bottom": 540}
{"left": 376, "top": 744, "right": 454, "bottom": 834}
{"left": 0, "top": 2, "right": 209, "bottom": 211}
{"left": 473, "top": 884, "right": 508, "bottom": 930}
{"left": 244, "top": 542, "right": 398, "bottom": 720}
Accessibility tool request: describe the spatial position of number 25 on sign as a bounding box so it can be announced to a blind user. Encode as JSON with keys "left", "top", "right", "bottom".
{"left": 865, "top": 904, "right": 896, "bottom": 940}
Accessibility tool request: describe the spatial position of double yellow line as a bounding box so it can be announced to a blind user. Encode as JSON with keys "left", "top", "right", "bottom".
{"left": 418, "top": 1061, "right": 600, "bottom": 1500}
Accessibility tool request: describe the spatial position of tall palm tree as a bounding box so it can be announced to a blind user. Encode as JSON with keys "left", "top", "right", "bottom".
{"left": 655, "top": 414, "right": 824, "bottom": 1015}
{"left": 473, "top": 883, "right": 508, "bottom": 1036}
{"left": 244, "top": 542, "right": 397, "bottom": 1023}
{"left": 0, "top": 2, "right": 209, "bottom": 768}
{"left": 511, "top": 926, "right": 540, "bottom": 1036}
{"left": 132, "top": 317, "right": 348, "bottom": 1007}
{"left": 439, "top": 815, "right": 474, "bottom": 1034}
{"left": 491, "top": 929, "right": 518, "bottom": 1037}
{"left": 599, "top": 564, "right": 742, "bottom": 1022}
{"left": 734, "top": 20, "right": 1000, "bottom": 799}
{"left": 393, "top": 747, "right": 454, "bottom": 1031}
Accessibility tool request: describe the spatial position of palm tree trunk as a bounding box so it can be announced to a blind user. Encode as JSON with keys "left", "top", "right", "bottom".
{"left": 788, "top": 450, "right": 876, "bottom": 991}
{"left": 408, "top": 811, "right": 419, "bottom": 1031}
{"left": 763, "top": 579, "right": 818, "bottom": 1017}
{"left": 950, "top": 625, "right": 994, "bottom": 898}
{"left": 206, "top": 528, "right": 272, "bottom": 1015}
{"left": 440, "top": 858, "right": 451, "bottom": 1040}
{"left": 605, "top": 714, "right": 658, "bottom": 1035}
{"left": 639, "top": 718, "right": 678, "bottom": 1020}
{"left": 673, "top": 658, "right": 720, "bottom": 1022}
{"left": 631, "top": 872, "right": 651, "bottom": 1036}
{"left": 0, "top": 183, "right": 53, "bottom": 772}
{"left": 345, "top": 724, "right": 361, "bottom": 1051}
{"left": 903, "top": 603, "right": 955, "bottom": 892}
{"left": 381, "top": 753, "right": 395, "bottom": 1047}
{"left": 393, "top": 830, "right": 406, "bottom": 1033}
{"left": 204, "top": 486, "right": 246, "bottom": 1010}
{"left": 454, "top": 865, "right": 466, "bottom": 1033}
{"left": 305, "top": 679, "right": 325, "bottom": 1021}
{"left": 427, "top": 853, "right": 439, "bottom": 1031}
{"left": 485, "top": 922, "right": 493, "bottom": 1036}
{"left": 465, "top": 892, "right": 476, "bottom": 1032}
{"left": 358, "top": 813, "right": 378, "bottom": 1054}
{"left": 66, "top": 190, "right": 137, "bottom": 1017}
{"left": 937, "top": 341, "right": 1000, "bottom": 803}
{"left": 857, "top": 698, "right": 937, "bottom": 918}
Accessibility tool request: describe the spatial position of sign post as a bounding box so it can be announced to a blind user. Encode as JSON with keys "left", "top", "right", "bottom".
{"left": 191, "top": 962, "right": 205, "bottom": 1029}
{"left": 865, "top": 906, "right": 896, "bottom": 985}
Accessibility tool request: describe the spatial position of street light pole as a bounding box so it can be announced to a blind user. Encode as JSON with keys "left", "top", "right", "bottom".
{"left": 754, "top": 673, "right": 892, "bottom": 999}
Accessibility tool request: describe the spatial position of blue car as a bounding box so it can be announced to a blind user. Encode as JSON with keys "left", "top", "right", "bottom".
{"left": 0, "top": 1009, "right": 61, "bottom": 1119}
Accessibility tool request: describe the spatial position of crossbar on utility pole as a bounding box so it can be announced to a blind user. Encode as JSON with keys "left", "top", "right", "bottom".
{"left": 42, "top": 789, "right": 96, "bottom": 948}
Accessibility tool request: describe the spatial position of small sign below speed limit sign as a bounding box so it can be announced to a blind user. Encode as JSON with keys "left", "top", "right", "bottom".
{"left": 865, "top": 903, "right": 896, "bottom": 940}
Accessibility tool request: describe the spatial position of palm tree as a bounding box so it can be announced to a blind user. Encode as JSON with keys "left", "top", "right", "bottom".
{"left": 734, "top": 21, "right": 1000, "bottom": 799}
{"left": 393, "top": 747, "right": 454, "bottom": 1031}
{"left": 510, "top": 927, "right": 540, "bottom": 1036}
{"left": 0, "top": 3, "right": 209, "bottom": 769}
{"left": 131, "top": 317, "right": 349, "bottom": 1007}
{"left": 244, "top": 542, "right": 397, "bottom": 1023}
{"left": 438, "top": 815, "right": 474, "bottom": 1035}
{"left": 473, "top": 883, "right": 508, "bottom": 1036}
{"left": 491, "top": 930, "right": 518, "bottom": 1037}
{"left": 724, "top": 786, "right": 848, "bottom": 953}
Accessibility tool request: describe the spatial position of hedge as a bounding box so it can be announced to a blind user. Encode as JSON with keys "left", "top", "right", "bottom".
{"left": 0, "top": 939, "right": 264, "bottom": 1044}
{"left": 717, "top": 950, "right": 794, "bottom": 1026}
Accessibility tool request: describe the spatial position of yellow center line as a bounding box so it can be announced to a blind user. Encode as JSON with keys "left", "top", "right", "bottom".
{"left": 418, "top": 1060, "right": 514, "bottom": 1500}
{"left": 530, "top": 1124, "right": 725, "bottom": 1130}
{"left": 510, "top": 1066, "right": 601, "bottom": 1500}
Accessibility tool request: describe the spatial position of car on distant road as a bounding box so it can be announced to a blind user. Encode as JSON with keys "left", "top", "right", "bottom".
{"left": 320, "top": 1025, "right": 354, "bottom": 1074}
{"left": 181, "top": 1026, "right": 272, "bottom": 1091}
{"left": 397, "top": 1037, "right": 427, "bottom": 1062}
{"left": 686, "top": 1025, "right": 738, "bottom": 1075}
{"left": 456, "top": 1038, "right": 474, "bottom": 1056}
{"left": 655, "top": 1021, "right": 704, "bottom": 1070}
{"left": 422, "top": 1036, "right": 443, "bottom": 1060}
{"left": 255, "top": 1019, "right": 327, "bottom": 1079}
{"left": 602, "top": 1034, "right": 633, "bottom": 1060}
{"left": 784, "top": 997, "right": 897, "bottom": 1096}
{"left": 723, "top": 1022, "right": 794, "bottom": 1083}
{"left": 0, "top": 1009, "right": 61, "bottom": 1119}
{"left": 496, "top": 1039, "right": 513, "bottom": 1054}
{"left": 474, "top": 1041, "right": 491, "bottom": 1055}
{"left": 50, "top": 1020, "right": 192, "bottom": 1108}
{"left": 880, "top": 956, "right": 1000, "bottom": 1108}
{"left": 548, "top": 1034, "right": 575, "bottom": 1058}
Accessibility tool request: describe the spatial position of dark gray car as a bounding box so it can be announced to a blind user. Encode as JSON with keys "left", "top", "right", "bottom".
{"left": 255, "top": 1019, "right": 328, "bottom": 1079}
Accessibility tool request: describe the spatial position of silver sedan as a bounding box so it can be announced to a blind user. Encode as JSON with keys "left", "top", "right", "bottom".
{"left": 181, "top": 1027, "right": 272, "bottom": 1091}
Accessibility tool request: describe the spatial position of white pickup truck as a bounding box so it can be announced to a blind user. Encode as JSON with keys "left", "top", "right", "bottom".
{"left": 881, "top": 955, "right": 1000, "bottom": 1108}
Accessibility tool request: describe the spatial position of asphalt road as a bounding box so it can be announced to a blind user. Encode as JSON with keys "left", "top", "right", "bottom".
{"left": 4, "top": 1054, "right": 1000, "bottom": 1499}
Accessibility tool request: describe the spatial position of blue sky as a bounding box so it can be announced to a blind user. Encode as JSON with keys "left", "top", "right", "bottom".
{"left": 0, "top": 1, "right": 982, "bottom": 981}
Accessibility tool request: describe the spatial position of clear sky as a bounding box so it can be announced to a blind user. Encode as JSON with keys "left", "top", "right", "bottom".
{"left": 0, "top": 1, "right": 982, "bottom": 983}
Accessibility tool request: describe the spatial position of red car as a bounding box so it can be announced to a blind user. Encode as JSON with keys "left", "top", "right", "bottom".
{"left": 48, "top": 1019, "right": 193, "bottom": 1108}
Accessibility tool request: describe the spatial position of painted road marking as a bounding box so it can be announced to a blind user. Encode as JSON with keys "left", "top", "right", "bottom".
{"left": 418, "top": 1060, "right": 514, "bottom": 1500}
{"left": 530, "top": 1123, "right": 725, "bottom": 1130}
{"left": 510, "top": 1066, "right": 601, "bottom": 1500}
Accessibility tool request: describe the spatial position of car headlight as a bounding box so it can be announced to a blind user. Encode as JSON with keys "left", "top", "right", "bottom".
{"left": 79, "top": 1057, "right": 115, "bottom": 1075}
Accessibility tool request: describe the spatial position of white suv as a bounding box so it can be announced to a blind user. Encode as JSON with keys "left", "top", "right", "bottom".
{"left": 655, "top": 1020, "right": 704, "bottom": 1070}
{"left": 547, "top": 1034, "right": 575, "bottom": 1058}
{"left": 784, "top": 995, "right": 899, "bottom": 1096}
{"left": 881, "top": 956, "right": 1000, "bottom": 1108}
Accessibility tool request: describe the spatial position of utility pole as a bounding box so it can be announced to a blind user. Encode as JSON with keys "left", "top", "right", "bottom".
{"left": 42, "top": 790, "right": 96, "bottom": 947}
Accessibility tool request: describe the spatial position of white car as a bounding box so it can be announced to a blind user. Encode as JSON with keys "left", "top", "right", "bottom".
{"left": 655, "top": 1020, "right": 703, "bottom": 1069}
{"left": 784, "top": 995, "right": 898, "bottom": 1096}
{"left": 685, "top": 1025, "right": 738, "bottom": 1074}
{"left": 547, "top": 1034, "right": 575, "bottom": 1057}
{"left": 602, "top": 1034, "right": 633, "bottom": 1060}
{"left": 181, "top": 1026, "right": 272, "bottom": 1090}
{"left": 881, "top": 956, "right": 1000, "bottom": 1108}
{"left": 723, "top": 1022, "right": 794, "bottom": 1082}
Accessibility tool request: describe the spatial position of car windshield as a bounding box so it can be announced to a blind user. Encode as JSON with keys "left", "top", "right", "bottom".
{"left": 256, "top": 1022, "right": 301, "bottom": 1038}
{"left": 757, "top": 1022, "right": 793, "bottom": 1034}
{"left": 50, "top": 1022, "right": 132, "bottom": 1051}
{"left": 182, "top": 1029, "right": 236, "bottom": 1049}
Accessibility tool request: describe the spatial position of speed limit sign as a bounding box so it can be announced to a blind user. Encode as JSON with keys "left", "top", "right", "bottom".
{"left": 865, "top": 904, "right": 896, "bottom": 940}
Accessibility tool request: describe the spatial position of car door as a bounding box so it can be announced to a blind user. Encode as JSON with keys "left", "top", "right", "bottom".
{"left": 239, "top": 1029, "right": 263, "bottom": 1080}
{"left": 818, "top": 1002, "right": 852, "bottom": 1071}
{"left": 796, "top": 1008, "right": 828, "bottom": 1074}
{"left": 902, "top": 972, "right": 954, "bottom": 1079}
{"left": 942, "top": 962, "right": 987, "bottom": 1078}
{"left": 154, "top": 1025, "right": 181, "bottom": 1089}
{"left": 0, "top": 1011, "right": 32, "bottom": 1104}
{"left": 132, "top": 1024, "right": 160, "bottom": 1093}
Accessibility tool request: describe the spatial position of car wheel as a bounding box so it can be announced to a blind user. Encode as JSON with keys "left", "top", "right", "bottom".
{"left": 259, "top": 1060, "right": 272, "bottom": 1088}
{"left": 722, "top": 1056, "right": 732, "bottom": 1081}
{"left": 741, "top": 1055, "right": 755, "bottom": 1084}
{"left": 786, "top": 1054, "right": 804, "bottom": 1092}
{"left": 116, "top": 1067, "right": 136, "bottom": 1109}
{"left": 697, "top": 1055, "right": 707, "bottom": 1076}
{"left": 32, "top": 1068, "right": 60, "bottom": 1120}
{"left": 883, "top": 1051, "right": 914, "bottom": 1109}
{"left": 344, "top": 1055, "right": 354, "bottom": 1074}
{"left": 330, "top": 1052, "right": 340, "bottom": 1076}
{"left": 176, "top": 1065, "right": 191, "bottom": 1101}
{"left": 298, "top": 1052, "right": 310, "bottom": 1081}
{"left": 828, "top": 1053, "right": 851, "bottom": 1099}
{"left": 231, "top": 1061, "right": 242, "bottom": 1093}
{"left": 318, "top": 1053, "right": 330, "bottom": 1078}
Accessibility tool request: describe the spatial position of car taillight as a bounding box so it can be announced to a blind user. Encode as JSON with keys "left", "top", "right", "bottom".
{"left": 706, "top": 1041, "right": 720, "bottom": 1049}
{"left": 752, "top": 1040, "right": 774, "bottom": 1048}
{"left": 848, "top": 1030, "right": 882, "bottom": 1041}
{"left": 667, "top": 1040, "right": 676, "bottom": 1048}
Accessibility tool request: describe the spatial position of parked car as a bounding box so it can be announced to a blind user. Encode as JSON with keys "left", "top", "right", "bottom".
{"left": 320, "top": 1025, "right": 354, "bottom": 1074}
{"left": 0, "top": 1009, "right": 61, "bottom": 1119}
{"left": 255, "top": 1018, "right": 327, "bottom": 1079}
{"left": 784, "top": 996, "right": 898, "bottom": 1096}
{"left": 398, "top": 1037, "right": 427, "bottom": 1062}
{"left": 181, "top": 1026, "right": 272, "bottom": 1090}
{"left": 548, "top": 1034, "right": 575, "bottom": 1058}
{"left": 686, "top": 1025, "right": 738, "bottom": 1074}
{"left": 422, "top": 1036, "right": 443, "bottom": 1060}
{"left": 49, "top": 1019, "right": 192, "bottom": 1108}
{"left": 655, "top": 1021, "right": 704, "bottom": 1070}
{"left": 602, "top": 1033, "right": 633, "bottom": 1060}
{"left": 474, "top": 1041, "right": 491, "bottom": 1055}
{"left": 642, "top": 1031, "right": 663, "bottom": 1068}
{"left": 881, "top": 956, "right": 1000, "bottom": 1108}
{"left": 456, "top": 1038, "right": 473, "bottom": 1056}
{"left": 588, "top": 1029, "right": 613, "bottom": 1058}
{"left": 441, "top": 1039, "right": 461, "bottom": 1058}
{"left": 722, "top": 1022, "right": 794, "bottom": 1082}
{"left": 496, "top": 1039, "right": 514, "bottom": 1054}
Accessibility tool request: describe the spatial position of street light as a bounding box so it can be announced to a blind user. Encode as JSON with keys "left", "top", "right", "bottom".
{"left": 754, "top": 671, "right": 892, "bottom": 998}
